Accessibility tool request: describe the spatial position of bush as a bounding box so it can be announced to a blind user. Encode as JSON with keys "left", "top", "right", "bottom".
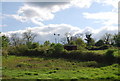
{"left": 105, "top": 49, "right": 115, "bottom": 63}
{"left": 8, "top": 45, "right": 28, "bottom": 56}
{"left": 99, "top": 45, "right": 110, "bottom": 50}
{"left": 53, "top": 43, "right": 64, "bottom": 54}
{"left": 82, "top": 61, "right": 98, "bottom": 67}
{"left": 88, "top": 45, "right": 110, "bottom": 50}
{"left": 2, "top": 48, "right": 8, "bottom": 57}
{"left": 25, "top": 48, "right": 45, "bottom": 56}
{"left": 31, "top": 42, "right": 39, "bottom": 49}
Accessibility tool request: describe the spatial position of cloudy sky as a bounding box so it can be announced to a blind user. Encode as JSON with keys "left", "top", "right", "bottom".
{"left": 0, "top": 0, "right": 119, "bottom": 43}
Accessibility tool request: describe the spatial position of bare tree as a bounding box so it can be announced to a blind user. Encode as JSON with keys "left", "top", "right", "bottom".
{"left": 60, "top": 37, "right": 67, "bottom": 45}
{"left": 23, "top": 30, "right": 37, "bottom": 44}
{"left": 74, "top": 33, "right": 84, "bottom": 39}
{"left": 102, "top": 33, "right": 113, "bottom": 45}
{"left": 65, "top": 32, "right": 71, "bottom": 44}
{"left": 10, "top": 34, "right": 22, "bottom": 46}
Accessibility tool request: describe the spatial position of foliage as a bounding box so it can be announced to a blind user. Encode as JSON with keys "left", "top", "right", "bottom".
{"left": 10, "top": 33, "right": 23, "bottom": 46}
{"left": 1, "top": 35, "right": 9, "bottom": 48}
{"left": 26, "top": 42, "right": 39, "bottom": 49}
{"left": 113, "top": 32, "right": 120, "bottom": 47}
{"left": 50, "top": 43, "right": 56, "bottom": 47}
{"left": 102, "top": 33, "right": 113, "bottom": 45}
{"left": 23, "top": 30, "right": 37, "bottom": 43}
{"left": 53, "top": 43, "right": 64, "bottom": 54}
{"left": 2, "top": 55, "right": 120, "bottom": 80}
{"left": 1, "top": 32, "right": 120, "bottom": 80}
{"left": 105, "top": 49, "right": 115, "bottom": 63}
{"left": 75, "top": 38, "right": 86, "bottom": 48}
{"left": 69, "top": 41, "right": 76, "bottom": 45}
{"left": 2, "top": 48, "right": 9, "bottom": 56}
{"left": 85, "top": 33, "right": 95, "bottom": 47}
{"left": 88, "top": 44, "right": 110, "bottom": 50}
{"left": 8, "top": 45, "right": 28, "bottom": 56}
{"left": 31, "top": 42, "right": 39, "bottom": 49}
{"left": 95, "top": 39, "right": 104, "bottom": 46}
{"left": 44, "top": 40, "right": 51, "bottom": 46}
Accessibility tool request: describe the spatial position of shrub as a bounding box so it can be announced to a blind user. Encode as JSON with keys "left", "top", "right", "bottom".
{"left": 82, "top": 61, "right": 98, "bottom": 67}
{"left": 77, "top": 46, "right": 86, "bottom": 51}
{"left": 99, "top": 45, "right": 110, "bottom": 50}
{"left": 88, "top": 45, "right": 110, "bottom": 50}
{"left": 31, "top": 42, "right": 39, "bottom": 49}
{"left": 95, "top": 39, "right": 104, "bottom": 46}
{"left": 105, "top": 49, "right": 115, "bottom": 63}
{"left": 8, "top": 45, "right": 28, "bottom": 56}
{"left": 2, "top": 48, "right": 8, "bottom": 57}
{"left": 25, "top": 48, "right": 45, "bottom": 56}
{"left": 53, "top": 43, "right": 64, "bottom": 54}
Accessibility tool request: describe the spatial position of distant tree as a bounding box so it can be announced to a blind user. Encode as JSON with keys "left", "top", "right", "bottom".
{"left": 50, "top": 43, "right": 56, "bottom": 47}
{"left": 70, "top": 36, "right": 77, "bottom": 41}
{"left": 65, "top": 33, "right": 71, "bottom": 44}
{"left": 69, "top": 41, "right": 76, "bottom": 45}
{"left": 95, "top": 39, "right": 104, "bottom": 46}
{"left": 74, "top": 33, "right": 84, "bottom": 39}
{"left": 10, "top": 34, "right": 23, "bottom": 46}
{"left": 1, "top": 35, "right": 9, "bottom": 47}
{"left": 60, "top": 37, "right": 67, "bottom": 45}
{"left": 75, "top": 38, "right": 86, "bottom": 47}
{"left": 113, "top": 32, "right": 120, "bottom": 47}
{"left": 44, "top": 41, "right": 51, "bottom": 46}
{"left": 85, "top": 33, "right": 95, "bottom": 46}
{"left": 23, "top": 30, "right": 37, "bottom": 44}
{"left": 102, "top": 33, "right": 113, "bottom": 45}
{"left": 54, "top": 43, "right": 64, "bottom": 53}
{"left": 31, "top": 42, "right": 39, "bottom": 49}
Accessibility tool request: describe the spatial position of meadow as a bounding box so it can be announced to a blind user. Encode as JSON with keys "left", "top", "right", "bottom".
{"left": 2, "top": 49, "right": 120, "bottom": 80}
{"left": 1, "top": 31, "right": 120, "bottom": 80}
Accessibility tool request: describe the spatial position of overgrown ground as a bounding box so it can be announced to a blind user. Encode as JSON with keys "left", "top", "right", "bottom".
{"left": 2, "top": 49, "right": 120, "bottom": 80}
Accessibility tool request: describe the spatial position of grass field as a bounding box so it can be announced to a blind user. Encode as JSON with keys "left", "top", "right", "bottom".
{"left": 88, "top": 48, "right": 119, "bottom": 57}
{"left": 2, "top": 54, "right": 120, "bottom": 80}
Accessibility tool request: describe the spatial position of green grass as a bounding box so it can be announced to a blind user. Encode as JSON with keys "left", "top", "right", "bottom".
{"left": 88, "top": 48, "right": 119, "bottom": 57}
{"left": 2, "top": 55, "right": 120, "bottom": 80}
{"left": 0, "top": 55, "right": 2, "bottom": 80}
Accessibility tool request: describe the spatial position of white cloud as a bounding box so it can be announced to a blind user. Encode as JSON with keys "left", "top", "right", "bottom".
{"left": 2, "top": 24, "right": 118, "bottom": 43}
{"left": 83, "top": 12, "right": 118, "bottom": 26}
{"left": 5, "top": 0, "right": 118, "bottom": 26}
{"left": 70, "top": 0, "right": 94, "bottom": 8}
{"left": 93, "top": 26, "right": 118, "bottom": 40}
{"left": 96, "top": 0, "right": 119, "bottom": 9}
{"left": 11, "top": 2, "right": 71, "bottom": 26}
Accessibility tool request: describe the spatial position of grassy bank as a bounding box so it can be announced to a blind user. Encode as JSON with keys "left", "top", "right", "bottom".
{"left": 2, "top": 55, "right": 120, "bottom": 80}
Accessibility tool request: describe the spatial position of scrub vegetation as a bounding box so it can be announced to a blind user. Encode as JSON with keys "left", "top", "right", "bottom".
{"left": 1, "top": 31, "right": 120, "bottom": 80}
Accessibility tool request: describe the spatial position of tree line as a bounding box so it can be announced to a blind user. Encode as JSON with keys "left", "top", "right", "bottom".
{"left": 1, "top": 30, "right": 120, "bottom": 64}
{"left": 1, "top": 30, "right": 120, "bottom": 49}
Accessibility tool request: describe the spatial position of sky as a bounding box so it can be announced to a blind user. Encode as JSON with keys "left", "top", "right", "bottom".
{"left": 0, "top": 0, "right": 119, "bottom": 43}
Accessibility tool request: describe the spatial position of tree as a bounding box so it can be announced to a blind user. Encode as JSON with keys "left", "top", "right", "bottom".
{"left": 60, "top": 37, "right": 67, "bottom": 45}
{"left": 95, "top": 39, "right": 104, "bottom": 46}
{"left": 44, "top": 41, "right": 51, "bottom": 46}
{"left": 31, "top": 42, "right": 39, "bottom": 49}
{"left": 23, "top": 30, "right": 37, "bottom": 44}
{"left": 10, "top": 34, "right": 23, "bottom": 46}
{"left": 65, "top": 33, "right": 71, "bottom": 44}
{"left": 102, "top": 33, "right": 113, "bottom": 45}
{"left": 74, "top": 33, "right": 84, "bottom": 39}
{"left": 85, "top": 33, "right": 95, "bottom": 46}
{"left": 1, "top": 35, "right": 9, "bottom": 48}
{"left": 75, "top": 38, "right": 85, "bottom": 47}
{"left": 69, "top": 41, "right": 76, "bottom": 45}
{"left": 54, "top": 43, "right": 64, "bottom": 54}
{"left": 113, "top": 32, "right": 120, "bottom": 47}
